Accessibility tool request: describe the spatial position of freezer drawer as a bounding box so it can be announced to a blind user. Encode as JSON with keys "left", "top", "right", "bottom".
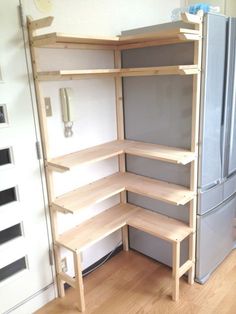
{"left": 196, "top": 193, "right": 236, "bottom": 284}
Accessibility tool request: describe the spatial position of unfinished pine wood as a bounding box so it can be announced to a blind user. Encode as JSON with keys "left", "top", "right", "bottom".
{"left": 125, "top": 172, "right": 195, "bottom": 206}
{"left": 52, "top": 172, "right": 194, "bottom": 214}
{"left": 56, "top": 203, "right": 192, "bottom": 252}
{"left": 172, "top": 241, "right": 180, "bottom": 301}
{"left": 188, "top": 11, "right": 203, "bottom": 285}
{"left": 31, "top": 27, "right": 200, "bottom": 49}
{"left": 56, "top": 203, "right": 138, "bottom": 252}
{"left": 127, "top": 207, "right": 192, "bottom": 243}
{"left": 36, "top": 65, "right": 199, "bottom": 81}
{"left": 123, "top": 140, "right": 196, "bottom": 165}
{"left": 51, "top": 173, "right": 125, "bottom": 214}
{"left": 47, "top": 140, "right": 196, "bottom": 172}
{"left": 47, "top": 141, "right": 124, "bottom": 172}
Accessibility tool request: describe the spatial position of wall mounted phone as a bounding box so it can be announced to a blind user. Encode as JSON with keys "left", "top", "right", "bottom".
{"left": 60, "top": 88, "right": 74, "bottom": 137}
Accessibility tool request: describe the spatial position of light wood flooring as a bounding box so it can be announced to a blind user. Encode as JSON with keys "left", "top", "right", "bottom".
{"left": 37, "top": 249, "right": 236, "bottom": 314}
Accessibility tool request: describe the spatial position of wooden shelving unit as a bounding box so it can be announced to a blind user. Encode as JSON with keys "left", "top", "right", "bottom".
{"left": 28, "top": 11, "right": 203, "bottom": 312}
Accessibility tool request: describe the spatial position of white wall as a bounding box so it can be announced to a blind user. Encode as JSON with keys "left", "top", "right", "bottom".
{"left": 21, "top": 0, "right": 182, "bottom": 274}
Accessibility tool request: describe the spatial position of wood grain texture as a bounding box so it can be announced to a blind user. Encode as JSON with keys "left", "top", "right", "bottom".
{"left": 31, "top": 27, "right": 200, "bottom": 48}
{"left": 52, "top": 172, "right": 195, "bottom": 214}
{"left": 56, "top": 203, "right": 138, "bottom": 252}
{"left": 56, "top": 203, "right": 192, "bottom": 252}
{"left": 47, "top": 140, "right": 196, "bottom": 172}
{"left": 36, "top": 65, "right": 199, "bottom": 81}
{"left": 36, "top": 250, "right": 236, "bottom": 314}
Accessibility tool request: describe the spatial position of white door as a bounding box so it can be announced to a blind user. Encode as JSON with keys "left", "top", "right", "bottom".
{"left": 0, "top": 1, "right": 54, "bottom": 313}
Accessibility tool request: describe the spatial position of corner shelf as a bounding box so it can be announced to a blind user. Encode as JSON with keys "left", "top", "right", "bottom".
{"left": 31, "top": 27, "right": 201, "bottom": 50}
{"left": 56, "top": 203, "right": 193, "bottom": 252}
{"left": 28, "top": 11, "right": 202, "bottom": 311}
{"left": 37, "top": 65, "right": 199, "bottom": 81}
{"left": 52, "top": 172, "right": 194, "bottom": 214}
{"left": 47, "top": 139, "right": 196, "bottom": 172}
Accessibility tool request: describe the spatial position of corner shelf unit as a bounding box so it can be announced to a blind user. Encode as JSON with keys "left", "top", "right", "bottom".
{"left": 28, "top": 12, "right": 203, "bottom": 313}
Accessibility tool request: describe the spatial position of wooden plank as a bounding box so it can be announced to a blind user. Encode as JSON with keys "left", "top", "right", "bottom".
{"left": 56, "top": 203, "right": 138, "bottom": 252}
{"left": 172, "top": 242, "right": 180, "bottom": 301}
{"left": 178, "top": 260, "right": 194, "bottom": 278}
{"left": 56, "top": 203, "right": 192, "bottom": 253}
{"left": 127, "top": 208, "right": 192, "bottom": 243}
{"left": 188, "top": 11, "right": 203, "bottom": 285}
{"left": 36, "top": 65, "right": 199, "bottom": 81}
{"left": 52, "top": 172, "right": 195, "bottom": 214}
{"left": 181, "top": 12, "right": 203, "bottom": 24}
{"left": 124, "top": 140, "right": 196, "bottom": 165}
{"left": 31, "top": 28, "right": 200, "bottom": 48}
{"left": 28, "top": 16, "right": 54, "bottom": 30}
{"left": 47, "top": 140, "right": 124, "bottom": 172}
{"left": 118, "top": 28, "right": 200, "bottom": 43}
{"left": 125, "top": 172, "right": 195, "bottom": 206}
{"left": 52, "top": 173, "right": 126, "bottom": 214}
{"left": 58, "top": 272, "right": 76, "bottom": 289}
{"left": 73, "top": 253, "right": 85, "bottom": 312}
{"left": 47, "top": 140, "right": 196, "bottom": 172}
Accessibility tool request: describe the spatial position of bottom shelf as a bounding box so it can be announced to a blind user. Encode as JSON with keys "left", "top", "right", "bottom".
{"left": 56, "top": 203, "right": 193, "bottom": 253}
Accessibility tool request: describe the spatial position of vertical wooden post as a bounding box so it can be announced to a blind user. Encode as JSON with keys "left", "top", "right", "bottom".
{"left": 188, "top": 12, "right": 203, "bottom": 285}
{"left": 73, "top": 252, "right": 85, "bottom": 312}
{"left": 172, "top": 242, "right": 180, "bottom": 301}
{"left": 27, "top": 16, "right": 64, "bottom": 295}
{"left": 114, "top": 49, "right": 129, "bottom": 251}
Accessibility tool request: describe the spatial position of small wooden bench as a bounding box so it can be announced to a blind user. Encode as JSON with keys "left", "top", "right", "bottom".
{"left": 55, "top": 203, "right": 194, "bottom": 312}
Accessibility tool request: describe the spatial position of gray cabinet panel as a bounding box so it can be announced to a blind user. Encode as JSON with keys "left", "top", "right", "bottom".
{"left": 196, "top": 194, "right": 236, "bottom": 283}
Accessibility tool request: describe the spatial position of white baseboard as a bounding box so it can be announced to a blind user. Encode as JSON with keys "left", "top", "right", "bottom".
{"left": 5, "top": 283, "right": 57, "bottom": 314}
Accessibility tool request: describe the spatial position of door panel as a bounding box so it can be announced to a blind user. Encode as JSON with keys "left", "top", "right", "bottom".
{"left": 224, "top": 18, "right": 236, "bottom": 178}
{"left": 198, "top": 14, "right": 227, "bottom": 189}
{"left": 0, "top": 1, "right": 53, "bottom": 313}
{"left": 196, "top": 193, "right": 236, "bottom": 283}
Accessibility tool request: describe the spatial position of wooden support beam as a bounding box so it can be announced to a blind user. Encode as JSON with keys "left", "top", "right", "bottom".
{"left": 28, "top": 16, "right": 54, "bottom": 30}
{"left": 181, "top": 12, "right": 203, "bottom": 24}
{"left": 188, "top": 10, "right": 203, "bottom": 285}
{"left": 172, "top": 242, "right": 180, "bottom": 301}
{"left": 73, "top": 252, "right": 85, "bottom": 312}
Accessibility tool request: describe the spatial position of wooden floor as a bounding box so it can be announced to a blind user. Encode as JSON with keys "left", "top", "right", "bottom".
{"left": 37, "top": 249, "right": 236, "bottom": 314}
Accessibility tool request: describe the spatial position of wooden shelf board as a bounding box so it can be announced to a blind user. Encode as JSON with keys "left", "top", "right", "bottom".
{"left": 127, "top": 207, "right": 193, "bottom": 243}
{"left": 125, "top": 172, "right": 194, "bottom": 206}
{"left": 37, "top": 65, "right": 199, "bottom": 81}
{"left": 48, "top": 140, "right": 195, "bottom": 172}
{"left": 123, "top": 140, "right": 195, "bottom": 165}
{"left": 56, "top": 203, "right": 138, "bottom": 252}
{"left": 32, "top": 28, "right": 200, "bottom": 49}
{"left": 47, "top": 140, "right": 124, "bottom": 172}
{"left": 56, "top": 203, "right": 192, "bottom": 252}
{"left": 52, "top": 172, "right": 194, "bottom": 214}
{"left": 52, "top": 173, "right": 125, "bottom": 214}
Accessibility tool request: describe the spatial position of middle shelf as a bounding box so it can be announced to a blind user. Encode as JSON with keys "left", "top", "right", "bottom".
{"left": 47, "top": 139, "right": 196, "bottom": 172}
{"left": 52, "top": 172, "right": 195, "bottom": 214}
{"left": 36, "top": 65, "right": 199, "bottom": 81}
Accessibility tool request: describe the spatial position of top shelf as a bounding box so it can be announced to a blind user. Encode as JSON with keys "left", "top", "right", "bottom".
{"left": 31, "top": 27, "right": 201, "bottom": 50}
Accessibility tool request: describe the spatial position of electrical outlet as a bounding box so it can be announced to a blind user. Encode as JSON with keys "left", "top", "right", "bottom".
{"left": 61, "top": 257, "right": 68, "bottom": 273}
{"left": 45, "top": 97, "right": 52, "bottom": 117}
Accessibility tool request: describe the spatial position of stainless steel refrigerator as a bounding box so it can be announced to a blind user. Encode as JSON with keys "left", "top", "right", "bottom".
{"left": 121, "top": 13, "right": 236, "bottom": 284}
